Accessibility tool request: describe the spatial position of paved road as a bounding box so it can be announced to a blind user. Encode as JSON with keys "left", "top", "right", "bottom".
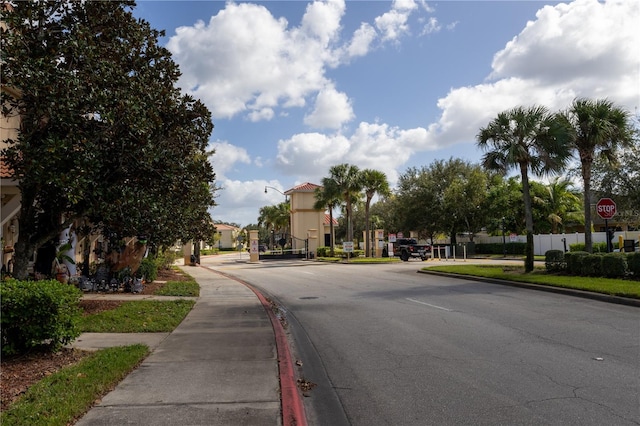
{"left": 203, "top": 256, "right": 639, "bottom": 426}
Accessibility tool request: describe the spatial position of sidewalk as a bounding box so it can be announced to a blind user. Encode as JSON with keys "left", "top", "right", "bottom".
{"left": 75, "top": 265, "right": 282, "bottom": 426}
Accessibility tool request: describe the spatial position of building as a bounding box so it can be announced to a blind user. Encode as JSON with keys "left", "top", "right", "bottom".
{"left": 285, "top": 182, "right": 337, "bottom": 255}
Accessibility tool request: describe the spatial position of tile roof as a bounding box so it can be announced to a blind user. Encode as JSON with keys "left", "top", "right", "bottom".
{"left": 324, "top": 213, "right": 338, "bottom": 225}
{"left": 284, "top": 182, "right": 321, "bottom": 194}
{"left": 214, "top": 223, "right": 240, "bottom": 231}
{"left": 0, "top": 157, "right": 13, "bottom": 179}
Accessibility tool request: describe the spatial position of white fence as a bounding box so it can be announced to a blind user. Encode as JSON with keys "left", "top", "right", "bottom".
{"left": 470, "top": 231, "right": 640, "bottom": 256}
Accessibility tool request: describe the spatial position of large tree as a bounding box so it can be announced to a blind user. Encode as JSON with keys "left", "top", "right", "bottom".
{"left": 590, "top": 137, "right": 640, "bottom": 228}
{"left": 559, "top": 98, "right": 632, "bottom": 252}
{"left": 1, "top": 1, "right": 217, "bottom": 279}
{"left": 361, "top": 169, "right": 390, "bottom": 257}
{"left": 477, "top": 105, "right": 571, "bottom": 272}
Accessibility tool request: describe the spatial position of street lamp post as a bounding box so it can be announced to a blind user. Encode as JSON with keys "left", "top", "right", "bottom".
{"left": 218, "top": 231, "right": 222, "bottom": 251}
{"left": 264, "top": 186, "right": 288, "bottom": 201}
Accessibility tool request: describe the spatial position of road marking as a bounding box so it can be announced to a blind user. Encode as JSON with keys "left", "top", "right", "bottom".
{"left": 301, "top": 271, "right": 315, "bottom": 275}
{"left": 406, "top": 298, "right": 452, "bottom": 312}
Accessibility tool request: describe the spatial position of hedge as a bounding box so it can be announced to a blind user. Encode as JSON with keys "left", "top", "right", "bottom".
{"left": 544, "top": 250, "right": 565, "bottom": 272}
{"left": 1, "top": 279, "right": 82, "bottom": 356}
{"left": 627, "top": 252, "right": 640, "bottom": 277}
{"left": 601, "top": 253, "right": 627, "bottom": 278}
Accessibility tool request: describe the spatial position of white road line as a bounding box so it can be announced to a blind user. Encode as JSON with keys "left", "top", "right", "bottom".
{"left": 301, "top": 271, "right": 315, "bottom": 275}
{"left": 406, "top": 298, "right": 453, "bottom": 312}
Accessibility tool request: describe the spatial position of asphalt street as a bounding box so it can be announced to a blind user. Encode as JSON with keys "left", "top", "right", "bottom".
{"left": 203, "top": 257, "right": 639, "bottom": 426}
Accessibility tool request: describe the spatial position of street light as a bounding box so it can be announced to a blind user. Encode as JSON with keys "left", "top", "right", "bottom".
{"left": 264, "top": 186, "right": 288, "bottom": 201}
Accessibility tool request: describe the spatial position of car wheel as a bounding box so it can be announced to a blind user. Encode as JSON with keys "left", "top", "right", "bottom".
{"left": 401, "top": 251, "right": 409, "bottom": 261}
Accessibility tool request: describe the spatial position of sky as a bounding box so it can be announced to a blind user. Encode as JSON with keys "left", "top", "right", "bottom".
{"left": 132, "top": 0, "right": 640, "bottom": 227}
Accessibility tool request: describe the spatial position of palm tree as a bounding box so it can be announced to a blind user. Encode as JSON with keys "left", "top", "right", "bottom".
{"left": 327, "top": 163, "right": 363, "bottom": 244}
{"left": 559, "top": 98, "right": 631, "bottom": 252}
{"left": 258, "top": 202, "right": 290, "bottom": 248}
{"left": 361, "top": 169, "right": 390, "bottom": 257}
{"left": 477, "top": 105, "right": 571, "bottom": 272}
{"left": 314, "top": 180, "right": 341, "bottom": 257}
{"left": 539, "top": 177, "right": 583, "bottom": 234}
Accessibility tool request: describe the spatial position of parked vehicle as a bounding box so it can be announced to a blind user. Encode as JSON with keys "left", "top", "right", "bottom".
{"left": 392, "top": 238, "right": 431, "bottom": 261}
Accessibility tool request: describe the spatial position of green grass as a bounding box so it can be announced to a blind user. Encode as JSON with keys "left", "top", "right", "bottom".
{"left": 154, "top": 280, "right": 200, "bottom": 297}
{"left": 424, "top": 265, "right": 640, "bottom": 298}
{"left": 79, "top": 299, "right": 195, "bottom": 332}
{"left": 1, "top": 345, "right": 149, "bottom": 426}
{"left": 317, "top": 256, "right": 400, "bottom": 263}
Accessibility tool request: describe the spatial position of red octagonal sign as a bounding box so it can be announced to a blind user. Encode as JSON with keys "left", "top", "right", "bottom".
{"left": 596, "top": 198, "right": 617, "bottom": 220}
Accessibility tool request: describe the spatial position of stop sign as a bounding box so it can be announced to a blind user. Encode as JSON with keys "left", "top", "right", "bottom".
{"left": 596, "top": 198, "right": 617, "bottom": 220}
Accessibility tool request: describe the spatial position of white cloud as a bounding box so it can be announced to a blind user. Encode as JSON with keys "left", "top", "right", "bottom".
{"left": 345, "top": 23, "right": 377, "bottom": 58}
{"left": 209, "top": 141, "right": 252, "bottom": 178}
{"left": 212, "top": 178, "right": 286, "bottom": 226}
{"left": 420, "top": 17, "right": 441, "bottom": 35}
{"left": 424, "top": 0, "right": 639, "bottom": 150}
{"left": 304, "top": 85, "right": 355, "bottom": 129}
{"left": 276, "top": 121, "right": 432, "bottom": 187}
{"left": 374, "top": 0, "right": 418, "bottom": 42}
{"left": 166, "top": 0, "right": 428, "bottom": 123}
{"left": 275, "top": 0, "right": 638, "bottom": 188}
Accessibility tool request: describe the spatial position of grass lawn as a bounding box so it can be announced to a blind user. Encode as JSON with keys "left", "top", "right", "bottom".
{"left": 79, "top": 299, "right": 196, "bottom": 333}
{"left": 154, "top": 280, "right": 200, "bottom": 297}
{"left": 317, "top": 256, "right": 400, "bottom": 263}
{"left": 424, "top": 264, "right": 640, "bottom": 299}
{"left": 1, "top": 345, "right": 149, "bottom": 426}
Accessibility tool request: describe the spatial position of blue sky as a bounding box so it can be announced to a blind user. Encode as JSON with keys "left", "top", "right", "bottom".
{"left": 133, "top": 0, "right": 639, "bottom": 226}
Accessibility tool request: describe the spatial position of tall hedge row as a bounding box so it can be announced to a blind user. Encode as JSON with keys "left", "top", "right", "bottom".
{"left": 1, "top": 279, "right": 82, "bottom": 356}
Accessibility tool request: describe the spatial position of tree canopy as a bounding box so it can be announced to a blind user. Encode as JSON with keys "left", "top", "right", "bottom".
{"left": 477, "top": 105, "right": 571, "bottom": 271}
{"left": 1, "top": 1, "right": 217, "bottom": 279}
{"left": 559, "top": 98, "right": 632, "bottom": 252}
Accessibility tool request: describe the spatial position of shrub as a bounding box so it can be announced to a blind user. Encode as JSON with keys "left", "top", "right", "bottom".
{"left": 582, "top": 254, "right": 603, "bottom": 277}
{"left": 156, "top": 249, "right": 178, "bottom": 270}
{"left": 566, "top": 251, "right": 589, "bottom": 275}
{"left": 316, "top": 246, "right": 330, "bottom": 257}
{"left": 1, "top": 279, "right": 82, "bottom": 356}
{"left": 601, "top": 253, "right": 627, "bottom": 278}
{"left": 544, "top": 250, "right": 565, "bottom": 272}
{"left": 627, "top": 252, "right": 640, "bottom": 277}
{"left": 570, "top": 242, "right": 608, "bottom": 253}
{"left": 137, "top": 257, "right": 158, "bottom": 282}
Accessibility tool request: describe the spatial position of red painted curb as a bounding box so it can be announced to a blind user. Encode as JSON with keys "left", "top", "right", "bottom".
{"left": 200, "top": 266, "right": 307, "bottom": 426}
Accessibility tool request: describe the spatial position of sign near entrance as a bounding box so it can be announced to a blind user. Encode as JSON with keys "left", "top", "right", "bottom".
{"left": 343, "top": 241, "right": 354, "bottom": 253}
{"left": 596, "top": 198, "right": 617, "bottom": 220}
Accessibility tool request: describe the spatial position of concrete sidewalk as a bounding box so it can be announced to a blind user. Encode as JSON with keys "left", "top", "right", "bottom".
{"left": 75, "top": 265, "right": 281, "bottom": 426}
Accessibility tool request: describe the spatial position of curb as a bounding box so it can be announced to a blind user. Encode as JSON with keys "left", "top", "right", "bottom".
{"left": 199, "top": 265, "right": 307, "bottom": 426}
{"left": 418, "top": 269, "right": 640, "bottom": 308}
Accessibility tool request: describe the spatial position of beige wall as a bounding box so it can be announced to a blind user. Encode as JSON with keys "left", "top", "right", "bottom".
{"left": 289, "top": 190, "right": 325, "bottom": 250}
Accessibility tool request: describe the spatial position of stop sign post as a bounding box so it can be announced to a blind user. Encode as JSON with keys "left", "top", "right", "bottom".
{"left": 596, "top": 198, "right": 617, "bottom": 252}
{"left": 596, "top": 198, "right": 617, "bottom": 220}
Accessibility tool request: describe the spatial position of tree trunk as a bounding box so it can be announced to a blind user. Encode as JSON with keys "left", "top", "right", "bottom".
{"left": 582, "top": 160, "right": 593, "bottom": 253}
{"left": 525, "top": 231, "right": 534, "bottom": 272}
{"left": 12, "top": 236, "right": 35, "bottom": 280}
{"left": 329, "top": 207, "right": 335, "bottom": 257}
{"left": 520, "top": 164, "right": 535, "bottom": 273}
{"left": 365, "top": 201, "right": 371, "bottom": 257}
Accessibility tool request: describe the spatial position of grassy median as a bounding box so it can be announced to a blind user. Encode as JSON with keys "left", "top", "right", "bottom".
{"left": 424, "top": 264, "right": 640, "bottom": 299}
